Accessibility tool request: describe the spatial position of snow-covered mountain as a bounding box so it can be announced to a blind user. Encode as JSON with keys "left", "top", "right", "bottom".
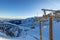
{"left": 0, "top": 17, "right": 60, "bottom": 40}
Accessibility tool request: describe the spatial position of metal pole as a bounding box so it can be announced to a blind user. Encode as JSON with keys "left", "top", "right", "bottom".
{"left": 49, "top": 17, "right": 53, "bottom": 40}
{"left": 40, "top": 21, "right": 42, "bottom": 40}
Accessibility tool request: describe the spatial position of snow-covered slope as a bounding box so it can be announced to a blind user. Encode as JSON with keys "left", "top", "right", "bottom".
{"left": 0, "top": 17, "right": 60, "bottom": 40}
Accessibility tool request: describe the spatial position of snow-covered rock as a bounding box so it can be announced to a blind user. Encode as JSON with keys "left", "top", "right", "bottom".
{"left": 0, "top": 22, "right": 22, "bottom": 37}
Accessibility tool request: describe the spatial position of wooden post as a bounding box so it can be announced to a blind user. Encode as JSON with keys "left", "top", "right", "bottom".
{"left": 49, "top": 17, "right": 53, "bottom": 40}
{"left": 40, "top": 21, "right": 42, "bottom": 40}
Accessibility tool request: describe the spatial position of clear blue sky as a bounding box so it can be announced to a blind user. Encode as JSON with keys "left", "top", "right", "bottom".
{"left": 0, "top": 0, "right": 60, "bottom": 19}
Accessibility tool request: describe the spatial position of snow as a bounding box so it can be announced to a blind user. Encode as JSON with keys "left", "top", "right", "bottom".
{"left": 0, "top": 24, "right": 40, "bottom": 40}
{"left": 0, "top": 17, "right": 60, "bottom": 40}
